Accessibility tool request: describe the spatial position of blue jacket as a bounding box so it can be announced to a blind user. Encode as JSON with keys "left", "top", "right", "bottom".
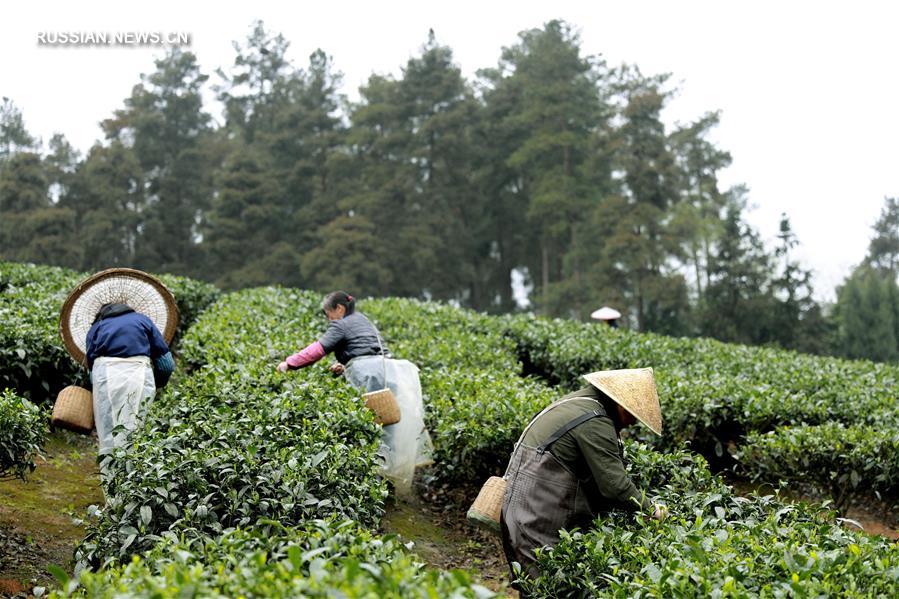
{"left": 85, "top": 311, "right": 170, "bottom": 370}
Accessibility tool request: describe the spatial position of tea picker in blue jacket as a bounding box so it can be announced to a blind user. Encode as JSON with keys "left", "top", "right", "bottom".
{"left": 86, "top": 302, "right": 174, "bottom": 451}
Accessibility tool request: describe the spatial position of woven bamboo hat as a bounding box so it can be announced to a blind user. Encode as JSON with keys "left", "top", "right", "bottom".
{"left": 59, "top": 268, "right": 178, "bottom": 365}
{"left": 582, "top": 367, "right": 662, "bottom": 435}
{"left": 590, "top": 306, "right": 622, "bottom": 321}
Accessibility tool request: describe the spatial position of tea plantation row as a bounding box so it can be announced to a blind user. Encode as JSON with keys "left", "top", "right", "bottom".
{"left": 0, "top": 388, "right": 46, "bottom": 481}
{"left": 498, "top": 314, "right": 899, "bottom": 503}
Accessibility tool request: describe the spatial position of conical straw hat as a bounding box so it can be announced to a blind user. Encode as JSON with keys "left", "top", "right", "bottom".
{"left": 59, "top": 268, "right": 178, "bottom": 366}
{"left": 590, "top": 306, "right": 622, "bottom": 321}
{"left": 582, "top": 368, "right": 662, "bottom": 435}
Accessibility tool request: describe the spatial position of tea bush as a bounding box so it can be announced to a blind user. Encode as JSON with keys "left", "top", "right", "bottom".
{"left": 0, "top": 388, "right": 47, "bottom": 480}
{"left": 500, "top": 313, "right": 899, "bottom": 491}
{"left": 55, "top": 520, "right": 493, "bottom": 598}
{"left": 522, "top": 450, "right": 899, "bottom": 597}
{"left": 742, "top": 423, "right": 899, "bottom": 507}
{"left": 0, "top": 262, "right": 85, "bottom": 400}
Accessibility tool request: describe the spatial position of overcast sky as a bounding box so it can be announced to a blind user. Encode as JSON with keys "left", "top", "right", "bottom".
{"left": 4, "top": 0, "right": 898, "bottom": 301}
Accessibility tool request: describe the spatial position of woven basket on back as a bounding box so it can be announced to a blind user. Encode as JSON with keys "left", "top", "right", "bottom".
{"left": 363, "top": 388, "right": 401, "bottom": 425}
{"left": 466, "top": 476, "right": 507, "bottom": 533}
{"left": 52, "top": 386, "right": 94, "bottom": 433}
{"left": 59, "top": 268, "right": 179, "bottom": 366}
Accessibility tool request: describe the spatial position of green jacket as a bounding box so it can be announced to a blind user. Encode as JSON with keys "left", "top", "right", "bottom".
{"left": 521, "top": 385, "right": 651, "bottom": 512}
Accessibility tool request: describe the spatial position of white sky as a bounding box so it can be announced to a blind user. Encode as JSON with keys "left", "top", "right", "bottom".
{"left": 3, "top": 0, "right": 898, "bottom": 301}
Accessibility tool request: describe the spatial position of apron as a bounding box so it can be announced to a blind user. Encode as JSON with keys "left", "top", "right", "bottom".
{"left": 91, "top": 356, "right": 155, "bottom": 452}
{"left": 345, "top": 355, "right": 434, "bottom": 495}
{"left": 501, "top": 400, "right": 605, "bottom": 583}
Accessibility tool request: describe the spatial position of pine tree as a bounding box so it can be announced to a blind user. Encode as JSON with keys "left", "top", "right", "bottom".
{"left": 103, "top": 48, "right": 213, "bottom": 276}
{"left": 865, "top": 197, "right": 899, "bottom": 275}
{"left": 669, "top": 111, "right": 732, "bottom": 302}
{"left": 485, "top": 20, "right": 610, "bottom": 318}
{"left": 61, "top": 142, "right": 143, "bottom": 269}
{"left": 0, "top": 98, "right": 36, "bottom": 161}
{"left": 588, "top": 68, "right": 687, "bottom": 332}
{"left": 0, "top": 152, "right": 74, "bottom": 264}
{"left": 701, "top": 201, "right": 776, "bottom": 344}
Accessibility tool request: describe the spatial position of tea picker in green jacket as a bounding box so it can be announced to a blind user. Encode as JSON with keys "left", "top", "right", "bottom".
{"left": 500, "top": 368, "right": 666, "bottom": 592}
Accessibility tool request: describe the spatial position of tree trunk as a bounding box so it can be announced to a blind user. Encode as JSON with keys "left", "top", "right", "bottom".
{"left": 542, "top": 243, "right": 550, "bottom": 306}
{"left": 693, "top": 243, "right": 703, "bottom": 301}
{"left": 572, "top": 224, "right": 582, "bottom": 320}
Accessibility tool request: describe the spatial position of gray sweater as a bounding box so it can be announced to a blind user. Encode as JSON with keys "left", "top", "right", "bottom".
{"left": 318, "top": 312, "right": 389, "bottom": 365}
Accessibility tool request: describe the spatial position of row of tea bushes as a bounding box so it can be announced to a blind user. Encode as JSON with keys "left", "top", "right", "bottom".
{"left": 0, "top": 388, "right": 46, "bottom": 481}
{"left": 499, "top": 313, "right": 899, "bottom": 489}
{"left": 742, "top": 424, "right": 899, "bottom": 508}
{"left": 501, "top": 314, "right": 899, "bottom": 406}
{"left": 55, "top": 520, "right": 491, "bottom": 598}
{"left": 0, "top": 262, "right": 220, "bottom": 403}
{"left": 72, "top": 287, "right": 495, "bottom": 596}
{"left": 521, "top": 444, "right": 899, "bottom": 597}
{"left": 78, "top": 371, "right": 387, "bottom": 567}
{"left": 0, "top": 263, "right": 85, "bottom": 400}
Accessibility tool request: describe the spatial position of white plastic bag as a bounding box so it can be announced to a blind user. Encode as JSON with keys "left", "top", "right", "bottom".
{"left": 345, "top": 356, "right": 434, "bottom": 495}
{"left": 91, "top": 356, "right": 155, "bottom": 451}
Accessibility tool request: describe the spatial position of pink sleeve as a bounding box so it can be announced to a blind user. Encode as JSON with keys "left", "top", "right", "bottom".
{"left": 285, "top": 341, "right": 326, "bottom": 369}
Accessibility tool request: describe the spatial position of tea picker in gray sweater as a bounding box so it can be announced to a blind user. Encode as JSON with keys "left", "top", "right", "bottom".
{"left": 277, "top": 291, "right": 433, "bottom": 494}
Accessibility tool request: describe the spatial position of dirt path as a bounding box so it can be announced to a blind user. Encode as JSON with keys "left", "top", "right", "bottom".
{"left": 0, "top": 431, "right": 102, "bottom": 597}
{"left": 380, "top": 487, "right": 517, "bottom": 597}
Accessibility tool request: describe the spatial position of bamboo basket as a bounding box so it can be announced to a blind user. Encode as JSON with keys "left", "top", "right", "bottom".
{"left": 51, "top": 386, "right": 94, "bottom": 434}
{"left": 467, "top": 476, "right": 507, "bottom": 533}
{"left": 363, "top": 388, "right": 401, "bottom": 425}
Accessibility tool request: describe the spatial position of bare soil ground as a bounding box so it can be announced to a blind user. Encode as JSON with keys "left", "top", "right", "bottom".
{"left": 0, "top": 431, "right": 102, "bottom": 598}
{"left": 381, "top": 477, "right": 518, "bottom": 597}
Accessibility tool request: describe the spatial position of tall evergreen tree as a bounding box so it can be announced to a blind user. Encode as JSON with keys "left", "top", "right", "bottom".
{"left": 0, "top": 98, "right": 36, "bottom": 161}
{"left": 865, "top": 197, "right": 899, "bottom": 275}
{"left": 669, "top": 111, "right": 732, "bottom": 302}
{"left": 61, "top": 142, "right": 144, "bottom": 269}
{"left": 316, "top": 32, "right": 483, "bottom": 299}
{"left": 484, "top": 20, "right": 610, "bottom": 318}
{"left": 103, "top": 48, "right": 213, "bottom": 276}
{"left": 587, "top": 69, "right": 687, "bottom": 332}
{"left": 833, "top": 196, "right": 899, "bottom": 362}
{"left": 769, "top": 213, "right": 818, "bottom": 349}
{"left": 214, "top": 20, "right": 294, "bottom": 145}
{"left": 0, "top": 152, "right": 74, "bottom": 264}
{"left": 700, "top": 199, "right": 776, "bottom": 344}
